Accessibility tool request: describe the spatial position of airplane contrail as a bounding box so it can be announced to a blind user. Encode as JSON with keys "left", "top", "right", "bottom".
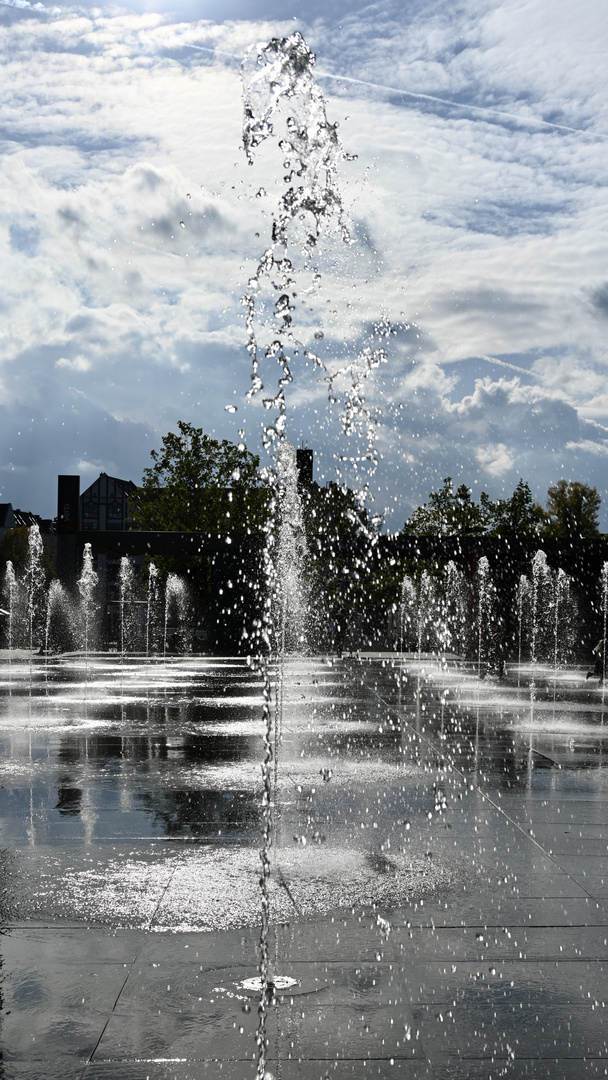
{"left": 183, "top": 42, "right": 606, "bottom": 142}
{"left": 315, "top": 70, "right": 608, "bottom": 141}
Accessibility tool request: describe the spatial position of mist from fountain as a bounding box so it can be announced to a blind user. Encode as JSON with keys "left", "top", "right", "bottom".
{"left": 163, "top": 573, "right": 190, "bottom": 657}
{"left": 45, "top": 579, "right": 71, "bottom": 656}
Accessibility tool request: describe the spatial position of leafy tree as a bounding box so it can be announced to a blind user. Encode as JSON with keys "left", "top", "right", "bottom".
{"left": 130, "top": 422, "right": 270, "bottom": 652}
{"left": 301, "top": 481, "right": 381, "bottom": 648}
{"left": 404, "top": 478, "right": 487, "bottom": 535}
{"left": 481, "top": 480, "right": 546, "bottom": 537}
{"left": 544, "top": 480, "right": 601, "bottom": 538}
{"left": 0, "top": 526, "right": 30, "bottom": 576}
{"left": 131, "top": 421, "right": 269, "bottom": 534}
{"left": 0, "top": 526, "right": 55, "bottom": 581}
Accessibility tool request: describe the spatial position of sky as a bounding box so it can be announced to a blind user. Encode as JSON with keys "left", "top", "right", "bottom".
{"left": 1, "top": 0, "right": 608, "bottom": 530}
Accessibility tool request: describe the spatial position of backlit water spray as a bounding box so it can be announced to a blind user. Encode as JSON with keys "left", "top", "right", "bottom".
{"left": 240, "top": 31, "right": 389, "bottom": 1077}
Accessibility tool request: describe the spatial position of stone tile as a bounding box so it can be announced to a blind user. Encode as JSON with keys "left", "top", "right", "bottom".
{"left": 413, "top": 999, "right": 608, "bottom": 1062}
{"left": 391, "top": 895, "right": 608, "bottom": 928}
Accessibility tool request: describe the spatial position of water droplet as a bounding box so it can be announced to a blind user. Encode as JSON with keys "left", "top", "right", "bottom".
{"left": 225, "top": 405, "right": 237, "bottom": 413}
{"left": 179, "top": 221, "right": 186, "bottom": 229}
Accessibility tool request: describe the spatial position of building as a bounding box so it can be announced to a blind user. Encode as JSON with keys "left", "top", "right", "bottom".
{"left": 0, "top": 504, "right": 52, "bottom": 543}
{"left": 79, "top": 473, "right": 137, "bottom": 532}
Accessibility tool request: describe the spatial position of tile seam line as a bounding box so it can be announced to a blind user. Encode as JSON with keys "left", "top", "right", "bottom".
{"left": 362, "top": 667, "right": 608, "bottom": 919}
{"left": 81, "top": 856, "right": 186, "bottom": 1073}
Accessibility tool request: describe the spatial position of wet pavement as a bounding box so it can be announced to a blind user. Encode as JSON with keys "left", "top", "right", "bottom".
{"left": 1, "top": 652, "right": 608, "bottom": 1077}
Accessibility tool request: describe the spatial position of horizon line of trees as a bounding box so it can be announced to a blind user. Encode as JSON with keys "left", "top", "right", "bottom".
{"left": 402, "top": 477, "right": 603, "bottom": 540}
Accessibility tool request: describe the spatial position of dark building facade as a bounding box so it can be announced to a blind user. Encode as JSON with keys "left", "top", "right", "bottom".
{"left": 79, "top": 473, "right": 137, "bottom": 532}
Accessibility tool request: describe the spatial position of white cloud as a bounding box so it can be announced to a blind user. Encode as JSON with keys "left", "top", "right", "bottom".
{"left": 475, "top": 442, "right": 514, "bottom": 477}
{"left": 0, "top": 0, "right": 608, "bottom": 529}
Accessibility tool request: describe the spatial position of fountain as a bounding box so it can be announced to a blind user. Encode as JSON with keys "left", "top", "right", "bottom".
{"left": 3, "top": 30, "right": 608, "bottom": 1080}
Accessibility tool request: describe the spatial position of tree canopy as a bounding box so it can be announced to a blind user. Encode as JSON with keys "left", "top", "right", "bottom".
{"left": 404, "top": 477, "right": 600, "bottom": 539}
{"left": 544, "top": 480, "right": 601, "bottom": 538}
{"left": 480, "top": 480, "right": 546, "bottom": 537}
{"left": 405, "top": 478, "right": 488, "bottom": 535}
{"left": 131, "top": 421, "right": 269, "bottom": 534}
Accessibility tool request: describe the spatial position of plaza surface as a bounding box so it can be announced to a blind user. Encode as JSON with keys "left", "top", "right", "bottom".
{"left": 1, "top": 652, "right": 608, "bottom": 1078}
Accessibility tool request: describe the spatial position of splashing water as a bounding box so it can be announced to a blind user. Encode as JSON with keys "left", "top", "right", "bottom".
{"left": 164, "top": 573, "right": 189, "bottom": 657}
{"left": 241, "top": 33, "right": 397, "bottom": 1078}
{"left": 241, "top": 31, "right": 387, "bottom": 507}
{"left": 146, "top": 561, "right": 162, "bottom": 657}
{"left": 275, "top": 440, "right": 310, "bottom": 654}
{"left": 45, "top": 580, "right": 71, "bottom": 656}
{"left": 118, "top": 556, "right": 136, "bottom": 657}
{"left": 23, "top": 523, "right": 46, "bottom": 653}
{"left": 2, "top": 560, "right": 19, "bottom": 654}
{"left": 77, "top": 543, "right": 99, "bottom": 660}
{"left": 476, "top": 556, "right": 494, "bottom": 676}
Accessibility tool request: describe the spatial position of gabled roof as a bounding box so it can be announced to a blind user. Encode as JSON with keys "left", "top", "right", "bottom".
{"left": 81, "top": 472, "right": 137, "bottom": 498}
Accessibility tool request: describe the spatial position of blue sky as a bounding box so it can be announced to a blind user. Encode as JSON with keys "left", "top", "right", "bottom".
{"left": 1, "top": 0, "right": 608, "bottom": 529}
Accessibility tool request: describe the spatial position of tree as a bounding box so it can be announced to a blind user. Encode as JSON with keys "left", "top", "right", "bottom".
{"left": 544, "top": 480, "right": 601, "bottom": 538}
{"left": 300, "top": 481, "right": 381, "bottom": 648}
{"left": 481, "top": 480, "right": 546, "bottom": 537}
{"left": 130, "top": 422, "right": 270, "bottom": 653}
{"left": 0, "top": 526, "right": 30, "bottom": 576}
{"left": 404, "top": 478, "right": 487, "bottom": 535}
{"left": 0, "top": 525, "right": 55, "bottom": 580}
{"left": 131, "top": 421, "right": 269, "bottom": 534}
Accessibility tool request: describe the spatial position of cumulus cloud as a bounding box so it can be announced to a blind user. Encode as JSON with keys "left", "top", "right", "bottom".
{"left": 0, "top": 0, "right": 608, "bottom": 531}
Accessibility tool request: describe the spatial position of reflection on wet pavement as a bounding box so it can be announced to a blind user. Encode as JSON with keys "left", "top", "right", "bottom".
{"left": 1, "top": 652, "right": 608, "bottom": 1076}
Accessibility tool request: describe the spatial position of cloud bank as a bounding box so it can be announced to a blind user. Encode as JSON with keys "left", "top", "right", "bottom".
{"left": 1, "top": 0, "right": 608, "bottom": 529}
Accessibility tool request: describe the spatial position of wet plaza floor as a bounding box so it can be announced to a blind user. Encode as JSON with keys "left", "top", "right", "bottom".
{"left": 2, "top": 652, "right": 608, "bottom": 1077}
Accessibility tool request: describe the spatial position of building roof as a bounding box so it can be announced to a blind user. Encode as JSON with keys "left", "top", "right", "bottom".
{"left": 81, "top": 472, "right": 137, "bottom": 497}
{"left": 13, "top": 509, "right": 43, "bottom": 528}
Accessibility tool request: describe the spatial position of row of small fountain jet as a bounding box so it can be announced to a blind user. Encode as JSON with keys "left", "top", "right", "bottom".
{"left": 398, "top": 552, "right": 608, "bottom": 673}
{"left": 0, "top": 526, "right": 190, "bottom": 656}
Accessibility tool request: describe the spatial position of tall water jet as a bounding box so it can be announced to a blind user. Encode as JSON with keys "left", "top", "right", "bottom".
{"left": 417, "top": 570, "right": 439, "bottom": 659}
{"left": 399, "top": 575, "right": 416, "bottom": 653}
{"left": 475, "top": 556, "right": 494, "bottom": 675}
{"left": 553, "top": 567, "right": 576, "bottom": 690}
{"left": 516, "top": 573, "right": 531, "bottom": 686}
{"left": 45, "top": 580, "right": 72, "bottom": 655}
{"left": 601, "top": 562, "right": 608, "bottom": 700}
{"left": 22, "top": 523, "right": 47, "bottom": 654}
{"left": 442, "top": 560, "right": 466, "bottom": 657}
{"left": 118, "top": 556, "right": 136, "bottom": 656}
{"left": 275, "top": 441, "right": 310, "bottom": 654}
{"left": 77, "top": 543, "right": 99, "bottom": 660}
{"left": 163, "top": 574, "right": 189, "bottom": 657}
{"left": 531, "top": 550, "right": 553, "bottom": 671}
{"left": 241, "top": 32, "right": 392, "bottom": 1077}
{"left": 2, "top": 560, "right": 19, "bottom": 653}
{"left": 146, "top": 561, "right": 162, "bottom": 657}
